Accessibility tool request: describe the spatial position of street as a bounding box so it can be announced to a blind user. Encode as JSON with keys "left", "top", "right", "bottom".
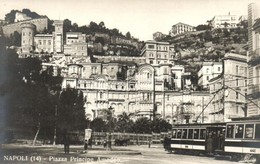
{"left": 0, "top": 144, "right": 241, "bottom": 164}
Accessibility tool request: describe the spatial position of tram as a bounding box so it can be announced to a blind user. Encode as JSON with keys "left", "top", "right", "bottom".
{"left": 164, "top": 119, "right": 260, "bottom": 162}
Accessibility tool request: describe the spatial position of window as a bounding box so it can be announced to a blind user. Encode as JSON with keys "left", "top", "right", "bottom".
{"left": 218, "top": 67, "right": 221, "bottom": 71}
{"left": 236, "top": 92, "right": 239, "bottom": 99}
{"left": 206, "top": 76, "right": 209, "bottom": 80}
{"left": 255, "top": 124, "right": 260, "bottom": 139}
{"left": 200, "top": 129, "right": 206, "bottom": 139}
{"left": 235, "top": 124, "right": 244, "bottom": 138}
{"left": 177, "top": 129, "right": 182, "bottom": 139}
{"left": 236, "top": 65, "right": 239, "bottom": 75}
{"left": 245, "top": 124, "right": 254, "bottom": 138}
{"left": 172, "top": 129, "right": 177, "bottom": 138}
{"left": 182, "top": 129, "right": 188, "bottom": 139}
{"left": 167, "top": 95, "right": 169, "bottom": 101}
{"left": 226, "top": 124, "right": 234, "bottom": 138}
{"left": 236, "top": 79, "right": 239, "bottom": 86}
{"left": 100, "top": 92, "right": 103, "bottom": 99}
{"left": 148, "top": 45, "right": 154, "bottom": 49}
{"left": 194, "top": 129, "right": 199, "bottom": 139}
{"left": 188, "top": 129, "right": 193, "bottom": 139}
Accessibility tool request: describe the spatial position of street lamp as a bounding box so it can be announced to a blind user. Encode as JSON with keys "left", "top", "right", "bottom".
{"left": 107, "top": 106, "right": 114, "bottom": 151}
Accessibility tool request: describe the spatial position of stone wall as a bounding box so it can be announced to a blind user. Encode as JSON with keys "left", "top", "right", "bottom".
{"left": 2, "top": 17, "right": 48, "bottom": 37}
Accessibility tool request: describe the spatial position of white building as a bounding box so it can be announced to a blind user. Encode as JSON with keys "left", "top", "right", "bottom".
{"left": 169, "top": 22, "right": 195, "bottom": 36}
{"left": 247, "top": 3, "right": 260, "bottom": 116}
{"left": 208, "top": 53, "right": 247, "bottom": 122}
{"left": 140, "top": 40, "right": 176, "bottom": 65}
{"left": 211, "top": 13, "right": 239, "bottom": 29}
{"left": 198, "top": 62, "right": 223, "bottom": 89}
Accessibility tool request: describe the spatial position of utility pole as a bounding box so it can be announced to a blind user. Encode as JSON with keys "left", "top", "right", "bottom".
{"left": 222, "top": 77, "right": 225, "bottom": 122}
{"left": 107, "top": 106, "right": 113, "bottom": 151}
{"left": 202, "top": 96, "right": 204, "bottom": 123}
{"left": 153, "top": 70, "right": 156, "bottom": 120}
{"left": 53, "top": 105, "right": 57, "bottom": 145}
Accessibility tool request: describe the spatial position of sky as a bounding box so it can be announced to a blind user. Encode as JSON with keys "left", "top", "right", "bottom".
{"left": 0, "top": 0, "right": 256, "bottom": 41}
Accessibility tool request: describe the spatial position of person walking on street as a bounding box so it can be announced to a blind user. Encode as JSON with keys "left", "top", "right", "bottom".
{"left": 63, "top": 129, "right": 70, "bottom": 154}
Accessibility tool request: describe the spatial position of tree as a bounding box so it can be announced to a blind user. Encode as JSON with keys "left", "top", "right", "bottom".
{"left": 221, "top": 22, "right": 230, "bottom": 28}
{"left": 126, "top": 32, "right": 131, "bottom": 39}
{"left": 203, "top": 30, "right": 213, "bottom": 42}
{"left": 21, "top": 9, "right": 41, "bottom": 19}
{"left": 115, "top": 112, "right": 134, "bottom": 132}
{"left": 72, "top": 23, "right": 79, "bottom": 32}
{"left": 133, "top": 117, "right": 151, "bottom": 133}
{"left": 58, "top": 89, "right": 86, "bottom": 131}
{"left": 89, "top": 21, "right": 99, "bottom": 32}
{"left": 98, "top": 21, "right": 105, "bottom": 29}
{"left": 151, "top": 118, "right": 172, "bottom": 133}
{"left": 5, "top": 9, "right": 19, "bottom": 23}
{"left": 90, "top": 118, "right": 107, "bottom": 132}
{"left": 10, "top": 31, "right": 21, "bottom": 46}
{"left": 63, "top": 19, "right": 72, "bottom": 33}
{"left": 195, "top": 24, "right": 211, "bottom": 31}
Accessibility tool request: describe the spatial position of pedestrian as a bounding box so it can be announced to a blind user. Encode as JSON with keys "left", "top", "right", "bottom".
{"left": 148, "top": 139, "right": 151, "bottom": 148}
{"left": 206, "top": 133, "right": 213, "bottom": 155}
{"left": 103, "top": 139, "right": 107, "bottom": 148}
{"left": 84, "top": 140, "right": 88, "bottom": 150}
{"left": 63, "top": 129, "right": 70, "bottom": 154}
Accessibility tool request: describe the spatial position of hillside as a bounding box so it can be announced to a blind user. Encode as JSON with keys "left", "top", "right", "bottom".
{"left": 159, "top": 24, "right": 248, "bottom": 74}
{"left": 3, "top": 9, "right": 143, "bottom": 56}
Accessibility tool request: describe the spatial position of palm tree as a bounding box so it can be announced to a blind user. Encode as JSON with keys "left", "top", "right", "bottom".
{"left": 116, "top": 112, "right": 135, "bottom": 133}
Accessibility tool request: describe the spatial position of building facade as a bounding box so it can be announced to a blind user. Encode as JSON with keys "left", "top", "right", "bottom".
{"left": 211, "top": 13, "right": 239, "bottom": 29}
{"left": 198, "top": 62, "right": 223, "bottom": 89}
{"left": 170, "top": 22, "right": 195, "bottom": 36}
{"left": 140, "top": 40, "right": 176, "bottom": 65}
{"left": 62, "top": 60, "right": 211, "bottom": 124}
{"left": 247, "top": 3, "right": 260, "bottom": 116}
{"left": 34, "top": 34, "right": 54, "bottom": 53}
{"left": 209, "top": 53, "right": 247, "bottom": 122}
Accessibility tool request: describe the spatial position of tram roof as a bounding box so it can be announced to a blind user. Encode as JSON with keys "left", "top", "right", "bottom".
{"left": 172, "top": 122, "right": 226, "bottom": 128}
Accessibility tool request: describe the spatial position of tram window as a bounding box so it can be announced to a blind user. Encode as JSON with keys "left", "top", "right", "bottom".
{"left": 255, "top": 124, "right": 260, "bottom": 139}
{"left": 226, "top": 125, "right": 234, "bottom": 138}
{"left": 172, "top": 129, "right": 177, "bottom": 138}
{"left": 194, "top": 129, "right": 199, "bottom": 139}
{"left": 245, "top": 124, "right": 254, "bottom": 138}
{"left": 200, "top": 129, "right": 206, "bottom": 139}
{"left": 235, "top": 124, "right": 244, "bottom": 138}
{"left": 188, "top": 129, "right": 193, "bottom": 139}
{"left": 182, "top": 129, "right": 188, "bottom": 139}
{"left": 177, "top": 129, "right": 182, "bottom": 139}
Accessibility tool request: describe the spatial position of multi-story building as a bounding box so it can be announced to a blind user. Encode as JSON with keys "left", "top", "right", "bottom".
{"left": 62, "top": 59, "right": 211, "bottom": 124}
{"left": 53, "top": 20, "right": 64, "bottom": 53}
{"left": 211, "top": 13, "right": 239, "bottom": 29}
{"left": 34, "top": 34, "right": 54, "bottom": 53}
{"left": 169, "top": 22, "right": 195, "bottom": 37}
{"left": 66, "top": 32, "right": 86, "bottom": 45}
{"left": 247, "top": 3, "right": 260, "bottom": 116}
{"left": 140, "top": 40, "right": 176, "bottom": 65}
{"left": 209, "top": 53, "right": 247, "bottom": 122}
{"left": 21, "top": 20, "right": 63, "bottom": 54}
{"left": 19, "top": 19, "right": 214, "bottom": 124}
{"left": 21, "top": 23, "right": 36, "bottom": 53}
{"left": 198, "top": 62, "right": 223, "bottom": 89}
